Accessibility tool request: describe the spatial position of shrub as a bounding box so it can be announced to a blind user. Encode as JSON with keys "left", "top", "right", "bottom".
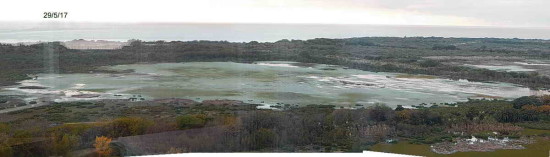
{"left": 107, "top": 117, "right": 153, "bottom": 137}
{"left": 176, "top": 114, "right": 207, "bottom": 130}
{"left": 49, "top": 123, "right": 95, "bottom": 135}
{"left": 94, "top": 136, "right": 113, "bottom": 157}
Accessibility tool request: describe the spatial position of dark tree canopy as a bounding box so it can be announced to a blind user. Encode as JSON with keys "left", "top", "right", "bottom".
{"left": 512, "top": 96, "right": 543, "bottom": 109}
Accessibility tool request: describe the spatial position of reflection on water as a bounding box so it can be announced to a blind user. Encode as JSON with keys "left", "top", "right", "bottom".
{"left": 1, "top": 61, "right": 544, "bottom": 107}
{"left": 463, "top": 64, "right": 536, "bottom": 72}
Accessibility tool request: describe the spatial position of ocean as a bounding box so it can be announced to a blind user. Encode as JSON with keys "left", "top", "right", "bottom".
{"left": 0, "top": 22, "right": 549, "bottom": 43}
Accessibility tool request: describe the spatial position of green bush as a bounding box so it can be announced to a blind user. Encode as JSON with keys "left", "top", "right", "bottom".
{"left": 107, "top": 117, "right": 153, "bottom": 137}
{"left": 176, "top": 114, "right": 207, "bottom": 129}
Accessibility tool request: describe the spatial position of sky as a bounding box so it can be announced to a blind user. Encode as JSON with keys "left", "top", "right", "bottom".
{"left": 1, "top": 0, "right": 549, "bottom": 27}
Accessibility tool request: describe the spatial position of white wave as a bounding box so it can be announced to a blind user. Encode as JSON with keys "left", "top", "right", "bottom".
{"left": 256, "top": 63, "right": 299, "bottom": 68}
{"left": 514, "top": 62, "right": 550, "bottom": 66}
{"left": 71, "top": 83, "right": 86, "bottom": 89}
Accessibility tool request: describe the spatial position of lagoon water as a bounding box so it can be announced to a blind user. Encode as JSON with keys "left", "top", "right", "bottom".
{"left": 463, "top": 64, "right": 537, "bottom": 72}
{"left": 1, "top": 61, "right": 540, "bottom": 108}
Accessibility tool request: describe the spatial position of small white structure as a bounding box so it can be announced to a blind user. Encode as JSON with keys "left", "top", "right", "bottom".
{"left": 466, "top": 136, "right": 478, "bottom": 144}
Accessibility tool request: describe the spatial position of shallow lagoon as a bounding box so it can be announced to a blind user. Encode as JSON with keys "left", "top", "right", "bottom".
{"left": 463, "top": 64, "right": 536, "bottom": 72}
{"left": 2, "top": 61, "right": 543, "bottom": 108}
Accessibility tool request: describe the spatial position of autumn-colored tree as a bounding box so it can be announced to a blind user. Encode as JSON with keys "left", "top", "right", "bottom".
{"left": 222, "top": 116, "right": 238, "bottom": 126}
{"left": 523, "top": 105, "right": 550, "bottom": 114}
{"left": 537, "top": 105, "right": 550, "bottom": 114}
{"left": 395, "top": 110, "right": 412, "bottom": 122}
{"left": 94, "top": 136, "right": 113, "bottom": 157}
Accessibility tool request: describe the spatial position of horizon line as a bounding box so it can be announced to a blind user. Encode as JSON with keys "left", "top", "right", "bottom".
{"left": 2, "top": 20, "right": 550, "bottom": 29}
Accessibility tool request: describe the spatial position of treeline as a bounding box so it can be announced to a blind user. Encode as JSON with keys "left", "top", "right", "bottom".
{"left": 0, "top": 37, "right": 549, "bottom": 88}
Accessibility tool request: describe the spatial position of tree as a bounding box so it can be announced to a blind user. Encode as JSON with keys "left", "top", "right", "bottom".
{"left": 466, "top": 107, "right": 480, "bottom": 121}
{"left": 94, "top": 136, "right": 113, "bottom": 157}
{"left": 512, "top": 96, "right": 542, "bottom": 109}
{"left": 368, "top": 104, "right": 393, "bottom": 122}
{"left": 496, "top": 108, "right": 522, "bottom": 123}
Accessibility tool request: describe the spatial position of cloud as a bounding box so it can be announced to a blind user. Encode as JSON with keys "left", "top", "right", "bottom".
{"left": 0, "top": 0, "right": 547, "bottom": 27}
{"left": 303, "top": 0, "right": 550, "bottom": 27}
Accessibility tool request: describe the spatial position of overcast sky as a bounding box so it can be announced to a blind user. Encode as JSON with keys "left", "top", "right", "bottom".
{"left": 1, "top": 0, "right": 548, "bottom": 27}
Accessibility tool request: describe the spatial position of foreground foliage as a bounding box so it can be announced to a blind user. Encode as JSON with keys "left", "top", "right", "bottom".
{"left": 0, "top": 95, "right": 548, "bottom": 156}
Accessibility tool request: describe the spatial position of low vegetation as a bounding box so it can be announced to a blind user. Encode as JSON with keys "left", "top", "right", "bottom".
{"left": 0, "top": 95, "right": 547, "bottom": 156}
